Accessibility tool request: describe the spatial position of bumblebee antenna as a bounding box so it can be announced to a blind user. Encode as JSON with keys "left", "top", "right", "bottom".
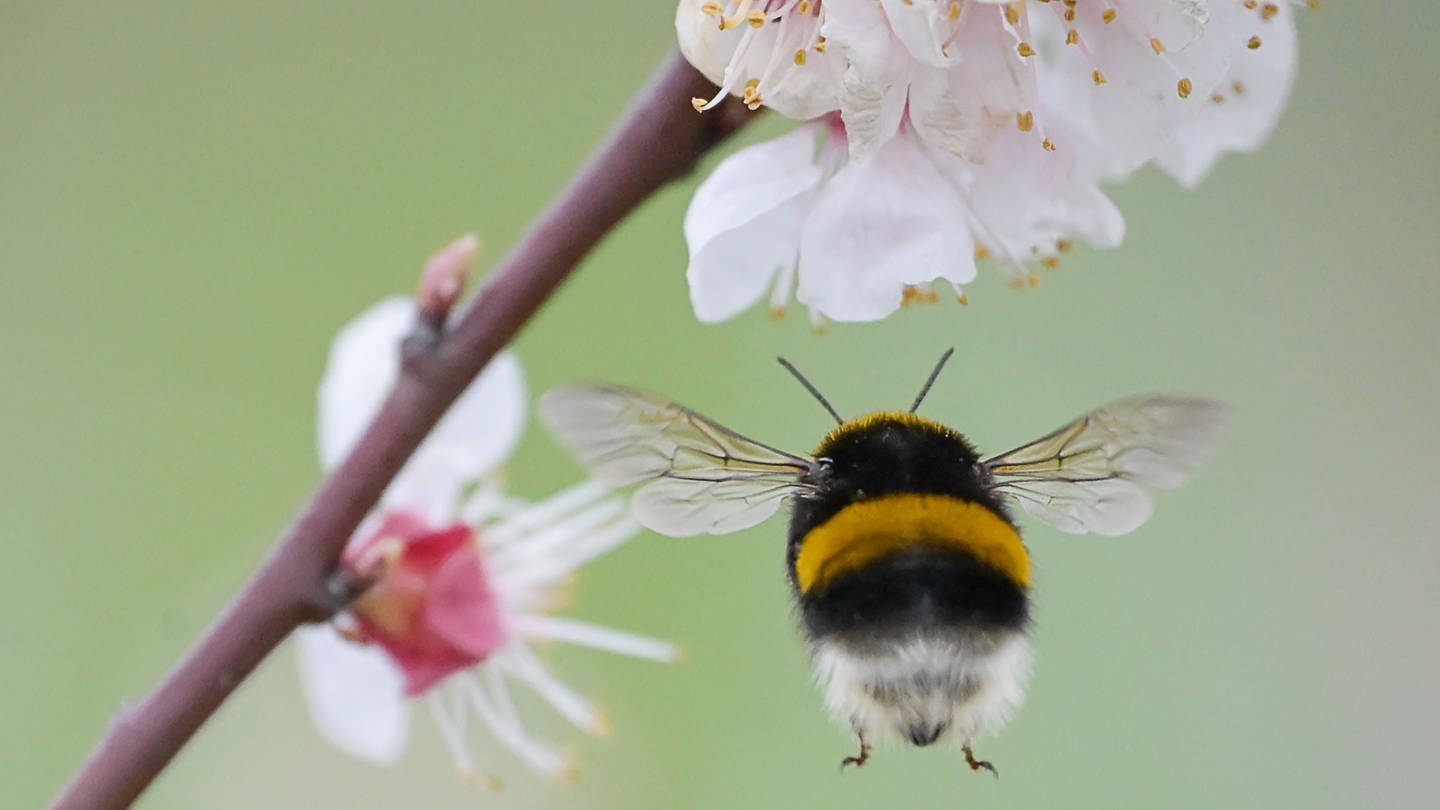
{"left": 777, "top": 357, "right": 844, "bottom": 425}
{"left": 909, "top": 348, "right": 955, "bottom": 413}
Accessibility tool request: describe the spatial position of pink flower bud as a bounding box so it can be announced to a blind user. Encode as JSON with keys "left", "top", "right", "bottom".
{"left": 345, "top": 512, "right": 508, "bottom": 696}
{"left": 416, "top": 233, "right": 479, "bottom": 327}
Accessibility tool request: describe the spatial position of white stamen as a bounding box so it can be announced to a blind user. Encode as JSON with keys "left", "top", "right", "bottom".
{"left": 770, "top": 260, "right": 797, "bottom": 315}
{"left": 512, "top": 614, "right": 679, "bottom": 662}
{"left": 462, "top": 675, "right": 568, "bottom": 777}
{"left": 488, "top": 497, "right": 626, "bottom": 569}
{"left": 500, "top": 646, "right": 607, "bottom": 734}
{"left": 427, "top": 689, "right": 478, "bottom": 774}
{"left": 493, "top": 517, "right": 641, "bottom": 592}
{"left": 482, "top": 480, "right": 611, "bottom": 547}
{"left": 456, "top": 484, "right": 516, "bottom": 526}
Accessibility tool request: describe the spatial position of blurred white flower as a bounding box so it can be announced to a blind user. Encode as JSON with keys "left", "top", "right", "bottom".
{"left": 298, "top": 298, "right": 675, "bottom": 779}
{"left": 685, "top": 120, "right": 1122, "bottom": 323}
{"left": 316, "top": 298, "right": 525, "bottom": 524}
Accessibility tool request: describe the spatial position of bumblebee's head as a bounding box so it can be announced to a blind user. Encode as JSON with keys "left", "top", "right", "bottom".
{"left": 810, "top": 412, "right": 985, "bottom": 503}
{"left": 777, "top": 348, "right": 988, "bottom": 505}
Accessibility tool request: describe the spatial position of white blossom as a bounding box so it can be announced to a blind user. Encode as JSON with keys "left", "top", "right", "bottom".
{"left": 678, "top": 0, "right": 1304, "bottom": 322}
{"left": 685, "top": 120, "right": 1122, "bottom": 323}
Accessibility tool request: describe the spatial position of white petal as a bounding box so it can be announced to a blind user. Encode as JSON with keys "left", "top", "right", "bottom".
{"left": 824, "top": 0, "right": 910, "bottom": 161}
{"left": 317, "top": 297, "right": 412, "bottom": 471}
{"left": 946, "top": 126, "right": 1125, "bottom": 262}
{"left": 317, "top": 297, "right": 526, "bottom": 513}
{"left": 674, "top": 0, "right": 735, "bottom": 88}
{"left": 386, "top": 350, "right": 525, "bottom": 516}
{"left": 1154, "top": 3, "right": 1298, "bottom": 186}
{"left": 294, "top": 625, "right": 411, "bottom": 764}
{"left": 906, "top": 7, "right": 1026, "bottom": 163}
{"left": 797, "top": 135, "right": 976, "bottom": 322}
{"left": 878, "top": 0, "right": 954, "bottom": 68}
{"left": 684, "top": 126, "right": 825, "bottom": 322}
{"left": 1034, "top": 2, "right": 1236, "bottom": 180}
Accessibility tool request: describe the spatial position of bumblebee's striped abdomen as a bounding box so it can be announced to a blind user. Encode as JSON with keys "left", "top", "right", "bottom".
{"left": 793, "top": 493, "right": 1031, "bottom": 642}
{"left": 795, "top": 494, "right": 1029, "bottom": 594}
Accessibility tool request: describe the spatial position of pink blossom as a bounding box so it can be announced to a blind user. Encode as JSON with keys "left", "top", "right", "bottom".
{"left": 297, "top": 298, "right": 676, "bottom": 778}
{"left": 344, "top": 513, "right": 508, "bottom": 697}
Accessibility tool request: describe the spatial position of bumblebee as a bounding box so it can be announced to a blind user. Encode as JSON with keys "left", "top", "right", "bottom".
{"left": 538, "top": 351, "right": 1229, "bottom": 774}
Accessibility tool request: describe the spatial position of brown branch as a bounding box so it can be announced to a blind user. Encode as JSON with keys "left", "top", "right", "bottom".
{"left": 51, "top": 52, "right": 751, "bottom": 810}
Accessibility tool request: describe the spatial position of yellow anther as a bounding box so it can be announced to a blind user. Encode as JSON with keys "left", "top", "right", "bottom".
{"left": 958, "top": 293, "right": 970, "bottom": 306}
{"left": 719, "top": 16, "right": 741, "bottom": 30}
{"left": 1041, "top": 256, "right": 1060, "bottom": 269}
{"left": 1004, "top": 4, "right": 1021, "bottom": 25}
{"left": 1027, "top": 272, "right": 1040, "bottom": 288}
{"left": 1247, "top": 35, "right": 1262, "bottom": 49}
{"left": 902, "top": 286, "right": 938, "bottom": 306}
{"left": 1306, "top": 0, "right": 1322, "bottom": 8}
{"left": 1211, "top": 92, "right": 1225, "bottom": 103}
{"left": 743, "top": 78, "right": 762, "bottom": 111}
{"left": 1092, "top": 69, "right": 1107, "bottom": 85}
{"left": 1017, "top": 110, "right": 1034, "bottom": 132}
{"left": 948, "top": 3, "right": 961, "bottom": 20}
{"left": 794, "top": 49, "right": 807, "bottom": 65}
{"left": 747, "top": 10, "right": 766, "bottom": 27}
{"left": 1261, "top": 3, "right": 1279, "bottom": 18}
{"left": 1102, "top": 8, "right": 1117, "bottom": 23}
{"left": 975, "top": 244, "right": 991, "bottom": 261}
{"left": 1232, "top": 80, "right": 1247, "bottom": 94}
{"left": 1243, "top": 0, "right": 1257, "bottom": 8}
{"left": 1066, "top": 29, "right": 1079, "bottom": 45}
{"left": 815, "top": 35, "right": 827, "bottom": 52}
{"left": 770, "top": 306, "right": 787, "bottom": 321}
{"left": 1150, "top": 37, "right": 1165, "bottom": 54}
{"left": 1057, "top": 238, "right": 1074, "bottom": 253}
{"left": 1064, "top": 8, "right": 1075, "bottom": 22}
{"left": 1177, "top": 77, "right": 1193, "bottom": 98}
{"left": 798, "top": 0, "right": 811, "bottom": 13}
{"left": 701, "top": 2, "right": 723, "bottom": 15}
{"left": 1042, "top": 138, "right": 1056, "bottom": 151}
{"left": 691, "top": 97, "right": 707, "bottom": 112}
{"left": 1017, "top": 41, "right": 1035, "bottom": 57}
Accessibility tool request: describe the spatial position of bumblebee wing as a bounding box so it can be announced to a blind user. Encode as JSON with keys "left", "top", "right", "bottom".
{"left": 983, "top": 396, "right": 1230, "bottom": 536}
{"left": 538, "top": 385, "right": 815, "bottom": 537}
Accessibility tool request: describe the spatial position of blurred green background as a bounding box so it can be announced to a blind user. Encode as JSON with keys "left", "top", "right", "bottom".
{"left": 5, "top": 3, "right": 1437, "bottom": 808}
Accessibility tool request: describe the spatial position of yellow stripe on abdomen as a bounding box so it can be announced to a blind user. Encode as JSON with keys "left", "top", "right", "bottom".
{"left": 794, "top": 494, "right": 1030, "bottom": 594}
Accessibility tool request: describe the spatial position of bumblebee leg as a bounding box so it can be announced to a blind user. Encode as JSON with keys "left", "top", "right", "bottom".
{"left": 962, "top": 742, "right": 998, "bottom": 779}
{"left": 839, "top": 730, "right": 871, "bottom": 770}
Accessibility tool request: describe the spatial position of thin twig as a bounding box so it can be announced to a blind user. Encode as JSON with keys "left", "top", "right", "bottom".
{"left": 51, "top": 52, "right": 750, "bottom": 810}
